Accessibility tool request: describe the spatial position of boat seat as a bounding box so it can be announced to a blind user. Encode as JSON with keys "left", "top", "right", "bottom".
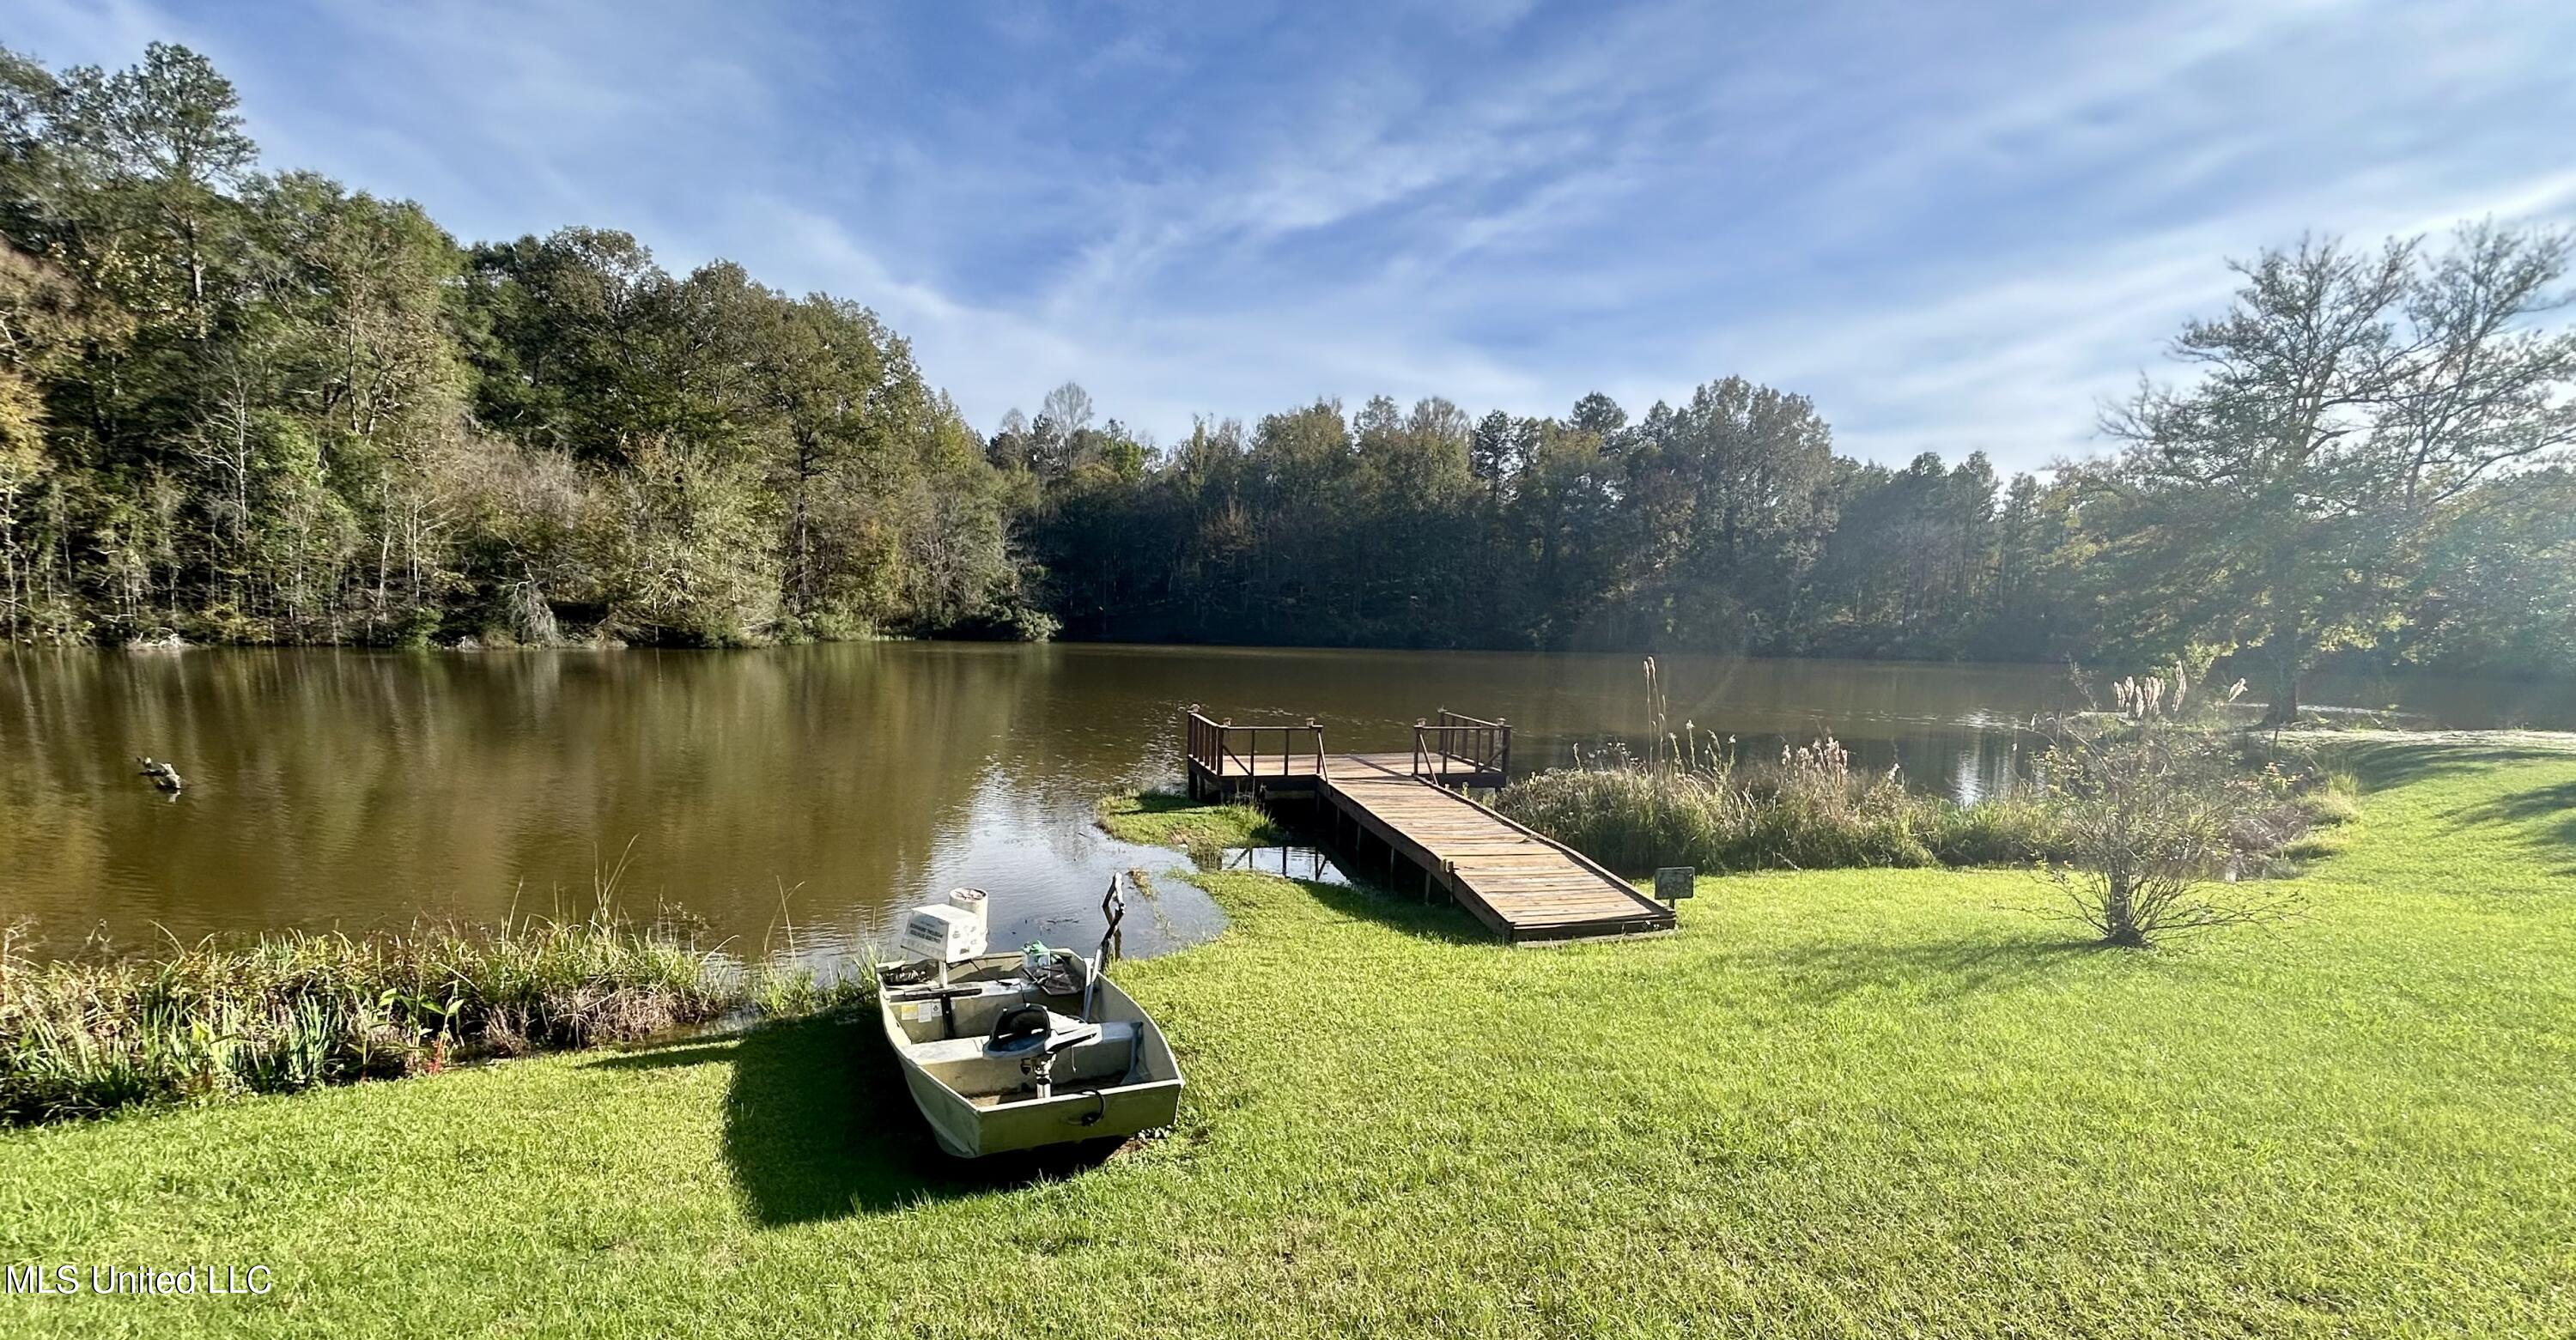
{"left": 886, "top": 978, "right": 1036, "bottom": 1042}
{"left": 908, "top": 1020, "right": 1140, "bottom": 1067}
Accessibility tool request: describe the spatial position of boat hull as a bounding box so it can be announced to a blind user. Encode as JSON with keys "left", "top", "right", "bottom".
{"left": 895, "top": 1062, "right": 1182, "bottom": 1159}
{"left": 878, "top": 957, "right": 1184, "bottom": 1159}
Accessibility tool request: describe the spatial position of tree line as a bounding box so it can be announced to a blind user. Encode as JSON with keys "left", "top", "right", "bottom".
{"left": 2, "top": 43, "right": 1038, "bottom": 649}
{"left": 1014, "top": 227, "right": 2576, "bottom": 714}
{"left": 6, "top": 44, "right": 2573, "bottom": 716}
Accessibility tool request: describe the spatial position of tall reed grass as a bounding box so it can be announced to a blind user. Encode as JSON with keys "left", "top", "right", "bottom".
{"left": 1498, "top": 658, "right": 2355, "bottom": 878}
{"left": 1497, "top": 733, "right": 2067, "bottom": 875}
{"left": 0, "top": 909, "right": 866, "bottom": 1126}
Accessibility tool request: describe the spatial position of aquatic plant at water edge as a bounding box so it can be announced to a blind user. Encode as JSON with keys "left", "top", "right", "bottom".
{"left": 1094, "top": 791, "right": 1284, "bottom": 864}
{"left": 0, "top": 910, "right": 869, "bottom": 1125}
{"left": 1499, "top": 704, "right": 2350, "bottom": 880}
{"left": 1496, "top": 737, "right": 2063, "bottom": 874}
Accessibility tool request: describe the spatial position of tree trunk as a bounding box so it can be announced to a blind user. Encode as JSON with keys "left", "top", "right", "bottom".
{"left": 2101, "top": 873, "right": 2142, "bottom": 946}
{"left": 2261, "top": 650, "right": 2303, "bottom": 727}
{"left": 1, "top": 506, "right": 18, "bottom": 639}
{"left": 2263, "top": 676, "right": 2300, "bottom": 726}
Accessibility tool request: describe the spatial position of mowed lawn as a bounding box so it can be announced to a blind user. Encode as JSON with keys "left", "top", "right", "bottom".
{"left": 3, "top": 744, "right": 2571, "bottom": 1337}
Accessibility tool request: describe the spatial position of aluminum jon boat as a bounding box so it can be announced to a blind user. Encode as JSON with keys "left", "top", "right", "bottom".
{"left": 873, "top": 886, "right": 1183, "bottom": 1159}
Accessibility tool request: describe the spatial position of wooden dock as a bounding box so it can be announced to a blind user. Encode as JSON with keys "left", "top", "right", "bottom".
{"left": 1183, "top": 708, "right": 1675, "bottom": 943}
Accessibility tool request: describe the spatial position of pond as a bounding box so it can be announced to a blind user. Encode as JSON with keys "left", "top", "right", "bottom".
{"left": 3, "top": 643, "right": 2567, "bottom": 961}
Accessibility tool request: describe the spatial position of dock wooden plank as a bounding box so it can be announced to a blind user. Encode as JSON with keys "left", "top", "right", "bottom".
{"left": 1182, "top": 711, "right": 1664, "bottom": 942}
{"left": 1312, "top": 752, "right": 1674, "bottom": 943}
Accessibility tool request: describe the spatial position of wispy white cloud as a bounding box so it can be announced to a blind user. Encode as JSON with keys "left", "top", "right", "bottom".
{"left": 14, "top": 0, "right": 2576, "bottom": 471}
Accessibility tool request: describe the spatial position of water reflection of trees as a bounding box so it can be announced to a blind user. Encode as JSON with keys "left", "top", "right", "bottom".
{"left": 0, "top": 646, "right": 1039, "bottom": 949}
{"left": 6, "top": 646, "right": 2566, "bottom": 951}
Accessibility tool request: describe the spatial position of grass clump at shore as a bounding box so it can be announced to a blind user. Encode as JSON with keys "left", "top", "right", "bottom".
{"left": 1096, "top": 789, "right": 1285, "bottom": 864}
{"left": 1498, "top": 729, "right": 2358, "bottom": 876}
{"left": 1495, "top": 737, "right": 2063, "bottom": 873}
{"left": 0, "top": 742, "right": 2566, "bottom": 1337}
{"left": 0, "top": 910, "right": 863, "bottom": 1126}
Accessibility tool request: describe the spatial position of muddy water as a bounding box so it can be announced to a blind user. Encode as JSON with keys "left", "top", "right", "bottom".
{"left": 2, "top": 643, "right": 2563, "bottom": 959}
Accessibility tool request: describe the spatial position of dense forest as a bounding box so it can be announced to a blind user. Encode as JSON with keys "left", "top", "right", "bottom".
{"left": 5, "top": 45, "right": 2573, "bottom": 710}
{"left": 1, "top": 44, "right": 1036, "bottom": 651}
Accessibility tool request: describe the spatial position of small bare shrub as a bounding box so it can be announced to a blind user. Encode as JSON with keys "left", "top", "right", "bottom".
{"left": 2036, "top": 726, "right": 2301, "bottom": 948}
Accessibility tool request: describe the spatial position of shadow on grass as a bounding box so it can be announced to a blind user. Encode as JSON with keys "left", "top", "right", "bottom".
{"left": 1110, "top": 791, "right": 1291, "bottom": 846}
{"left": 587, "top": 1016, "right": 1126, "bottom": 1227}
{"left": 584, "top": 1039, "right": 742, "bottom": 1072}
{"left": 2333, "top": 742, "right": 2569, "bottom": 792}
{"left": 1233, "top": 809, "right": 1499, "bottom": 947}
{"left": 2457, "top": 778, "right": 2576, "bottom": 876}
{"left": 1124, "top": 789, "right": 1204, "bottom": 816}
{"left": 1291, "top": 875, "right": 1491, "bottom": 945}
{"left": 1757, "top": 935, "right": 2109, "bottom": 1007}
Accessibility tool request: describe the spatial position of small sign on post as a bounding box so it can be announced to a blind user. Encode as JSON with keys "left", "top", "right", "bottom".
{"left": 1654, "top": 867, "right": 1696, "bottom": 907}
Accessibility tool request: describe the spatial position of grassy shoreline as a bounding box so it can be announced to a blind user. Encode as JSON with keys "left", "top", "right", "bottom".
{"left": 1492, "top": 727, "right": 2360, "bottom": 876}
{"left": 1093, "top": 791, "right": 1285, "bottom": 861}
{"left": 3, "top": 741, "right": 2571, "bottom": 1336}
{"left": 0, "top": 913, "right": 862, "bottom": 1126}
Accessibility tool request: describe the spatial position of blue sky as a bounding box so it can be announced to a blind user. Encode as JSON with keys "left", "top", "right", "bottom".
{"left": 14, "top": 0, "right": 2576, "bottom": 472}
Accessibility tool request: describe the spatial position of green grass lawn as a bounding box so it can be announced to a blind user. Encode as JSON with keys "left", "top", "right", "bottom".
{"left": 4, "top": 743, "right": 2572, "bottom": 1337}
{"left": 1093, "top": 790, "right": 1283, "bottom": 852}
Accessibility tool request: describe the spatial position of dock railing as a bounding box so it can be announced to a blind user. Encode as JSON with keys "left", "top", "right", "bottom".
{"left": 1412, "top": 709, "right": 1512, "bottom": 782}
{"left": 1185, "top": 706, "right": 1328, "bottom": 792}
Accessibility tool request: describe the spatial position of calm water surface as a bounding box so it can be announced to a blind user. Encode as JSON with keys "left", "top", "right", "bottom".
{"left": 3, "top": 644, "right": 2567, "bottom": 961}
